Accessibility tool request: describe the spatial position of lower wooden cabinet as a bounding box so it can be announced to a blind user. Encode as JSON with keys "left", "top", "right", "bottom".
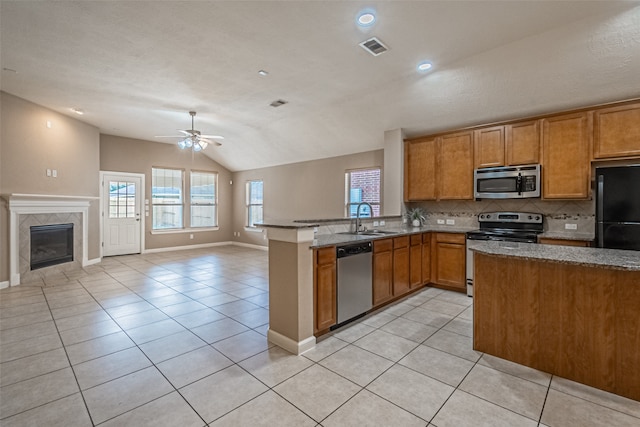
{"left": 393, "top": 236, "right": 410, "bottom": 296}
{"left": 431, "top": 233, "right": 466, "bottom": 291}
{"left": 421, "top": 233, "right": 432, "bottom": 284}
{"left": 313, "top": 247, "right": 336, "bottom": 333}
{"left": 538, "top": 237, "right": 591, "bottom": 247}
{"left": 409, "top": 234, "right": 423, "bottom": 289}
{"left": 373, "top": 239, "right": 393, "bottom": 307}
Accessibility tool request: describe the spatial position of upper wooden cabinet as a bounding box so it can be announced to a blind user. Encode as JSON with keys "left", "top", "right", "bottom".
{"left": 474, "top": 126, "right": 505, "bottom": 168}
{"left": 474, "top": 120, "right": 540, "bottom": 169}
{"left": 542, "top": 112, "right": 592, "bottom": 199}
{"left": 506, "top": 120, "right": 540, "bottom": 166}
{"left": 439, "top": 131, "right": 474, "bottom": 200}
{"left": 404, "top": 138, "right": 437, "bottom": 201}
{"left": 593, "top": 102, "right": 640, "bottom": 159}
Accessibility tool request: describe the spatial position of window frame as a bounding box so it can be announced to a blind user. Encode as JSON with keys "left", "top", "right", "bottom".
{"left": 190, "top": 170, "right": 218, "bottom": 228}
{"left": 345, "top": 167, "right": 382, "bottom": 218}
{"left": 245, "top": 179, "right": 264, "bottom": 228}
{"left": 151, "top": 167, "right": 184, "bottom": 230}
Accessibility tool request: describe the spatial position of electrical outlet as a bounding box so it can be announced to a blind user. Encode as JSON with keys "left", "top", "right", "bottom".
{"left": 52, "top": 169, "right": 58, "bottom": 178}
{"left": 380, "top": 220, "right": 385, "bottom": 226}
{"left": 46, "top": 169, "right": 51, "bottom": 177}
{"left": 189, "top": 234, "right": 194, "bottom": 239}
{"left": 446, "top": 219, "right": 455, "bottom": 225}
{"left": 437, "top": 219, "right": 445, "bottom": 225}
{"left": 565, "top": 223, "right": 578, "bottom": 230}
{"left": 373, "top": 221, "right": 379, "bottom": 227}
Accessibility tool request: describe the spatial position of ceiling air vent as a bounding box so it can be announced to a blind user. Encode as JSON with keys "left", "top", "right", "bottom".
{"left": 270, "top": 99, "right": 288, "bottom": 108}
{"left": 359, "top": 37, "right": 389, "bottom": 56}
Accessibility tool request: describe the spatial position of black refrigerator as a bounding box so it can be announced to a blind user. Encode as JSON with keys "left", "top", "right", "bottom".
{"left": 596, "top": 165, "right": 640, "bottom": 251}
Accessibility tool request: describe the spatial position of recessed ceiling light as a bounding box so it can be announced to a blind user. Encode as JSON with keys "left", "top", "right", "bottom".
{"left": 417, "top": 62, "right": 433, "bottom": 72}
{"left": 356, "top": 10, "right": 376, "bottom": 27}
{"left": 258, "top": 70, "right": 269, "bottom": 76}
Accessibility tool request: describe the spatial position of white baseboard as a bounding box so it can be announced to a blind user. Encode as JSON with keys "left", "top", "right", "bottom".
{"left": 143, "top": 241, "right": 233, "bottom": 254}
{"left": 84, "top": 257, "right": 102, "bottom": 267}
{"left": 0, "top": 281, "right": 10, "bottom": 290}
{"left": 267, "top": 329, "right": 316, "bottom": 355}
{"left": 232, "top": 241, "right": 268, "bottom": 251}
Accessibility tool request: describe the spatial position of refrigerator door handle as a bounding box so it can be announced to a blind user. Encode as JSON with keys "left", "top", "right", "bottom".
{"left": 596, "top": 174, "right": 604, "bottom": 248}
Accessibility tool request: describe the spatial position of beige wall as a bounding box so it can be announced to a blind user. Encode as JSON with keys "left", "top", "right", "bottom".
{"left": 0, "top": 92, "right": 101, "bottom": 282}
{"left": 100, "top": 134, "right": 233, "bottom": 249}
{"left": 232, "top": 150, "right": 384, "bottom": 247}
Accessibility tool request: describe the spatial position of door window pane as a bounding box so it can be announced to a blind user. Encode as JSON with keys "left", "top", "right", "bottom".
{"left": 109, "top": 181, "right": 136, "bottom": 218}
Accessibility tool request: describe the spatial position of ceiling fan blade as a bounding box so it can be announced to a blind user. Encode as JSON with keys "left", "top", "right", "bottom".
{"left": 199, "top": 134, "right": 225, "bottom": 140}
{"left": 178, "top": 129, "right": 197, "bottom": 136}
{"left": 155, "top": 135, "right": 183, "bottom": 138}
{"left": 199, "top": 138, "right": 222, "bottom": 146}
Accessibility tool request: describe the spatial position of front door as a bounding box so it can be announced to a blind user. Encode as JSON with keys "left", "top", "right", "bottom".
{"left": 102, "top": 173, "right": 143, "bottom": 256}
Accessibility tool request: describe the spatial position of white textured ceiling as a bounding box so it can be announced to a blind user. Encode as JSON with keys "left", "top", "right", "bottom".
{"left": 2, "top": 1, "right": 640, "bottom": 171}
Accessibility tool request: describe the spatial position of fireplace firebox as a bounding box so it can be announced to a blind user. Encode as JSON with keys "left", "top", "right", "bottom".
{"left": 30, "top": 223, "right": 74, "bottom": 270}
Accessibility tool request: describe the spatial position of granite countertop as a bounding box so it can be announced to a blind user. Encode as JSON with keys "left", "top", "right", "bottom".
{"left": 311, "top": 225, "right": 477, "bottom": 248}
{"left": 257, "top": 220, "right": 319, "bottom": 229}
{"left": 468, "top": 240, "right": 640, "bottom": 271}
{"left": 538, "top": 231, "right": 595, "bottom": 241}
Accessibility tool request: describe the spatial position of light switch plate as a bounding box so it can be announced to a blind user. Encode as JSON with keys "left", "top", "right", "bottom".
{"left": 380, "top": 220, "right": 385, "bottom": 226}
{"left": 437, "top": 219, "right": 445, "bottom": 225}
{"left": 446, "top": 219, "right": 455, "bottom": 225}
{"left": 565, "top": 223, "right": 578, "bottom": 230}
{"left": 373, "top": 221, "right": 379, "bottom": 227}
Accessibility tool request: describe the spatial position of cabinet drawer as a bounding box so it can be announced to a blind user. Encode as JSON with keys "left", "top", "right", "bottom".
{"left": 316, "top": 247, "right": 336, "bottom": 265}
{"left": 374, "top": 238, "right": 393, "bottom": 252}
{"left": 410, "top": 234, "right": 422, "bottom": 246}
{"left": 435, "top": 233, "right": 466, "bottom": 244}
{"left": 393, "top": 236, "right": 410, "bottom": 249}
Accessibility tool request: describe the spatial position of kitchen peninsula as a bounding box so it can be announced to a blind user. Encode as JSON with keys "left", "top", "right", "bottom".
{"left": 469, "top": 240, "right": 640, "bottom": 401}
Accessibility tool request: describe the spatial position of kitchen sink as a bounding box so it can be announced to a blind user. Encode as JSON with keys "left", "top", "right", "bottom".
{"left": 338, "top": 230, "right": 399, "bottom": 236}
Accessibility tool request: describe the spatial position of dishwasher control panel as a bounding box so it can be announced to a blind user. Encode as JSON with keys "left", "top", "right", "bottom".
{"left": 337, "top": 242, "right": 372, "bottom": 258}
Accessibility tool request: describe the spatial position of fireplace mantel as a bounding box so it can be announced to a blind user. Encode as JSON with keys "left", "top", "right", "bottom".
{"left": 4, "top": 193, "right": 99, "bottom": 286}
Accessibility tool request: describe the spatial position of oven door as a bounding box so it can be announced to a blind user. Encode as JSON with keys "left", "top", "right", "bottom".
{"left": 465, "top": 239, "right": 474, "bottom": 297}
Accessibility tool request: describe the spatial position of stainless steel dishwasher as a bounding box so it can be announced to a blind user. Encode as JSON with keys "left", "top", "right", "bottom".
{"left": 336, "top": 241, "right": 373, "bottom": 325}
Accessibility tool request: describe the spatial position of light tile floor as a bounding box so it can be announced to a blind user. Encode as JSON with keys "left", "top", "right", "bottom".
{"left": 1, "top": 246, "right": 639, "bottom": 426}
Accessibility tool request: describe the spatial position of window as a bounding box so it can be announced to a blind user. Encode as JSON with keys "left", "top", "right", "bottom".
{"left": 191, "top": 171, "right": 217, "bottom": 227}
{"left": 345, "top": 168, "right": 381, "bottom": 217}
{"left": 108, "top": 181, "right": 136, "bottom": 218}
{"left": 152, "top": 168, "right": 183, "bottom": 229}
{"left": 246, "top": 180, "right": 264, "bottom": 227}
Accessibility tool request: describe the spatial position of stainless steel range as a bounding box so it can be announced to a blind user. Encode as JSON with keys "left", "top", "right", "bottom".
{"left": 465, "top": 212, "right": 544, "bottom": 296}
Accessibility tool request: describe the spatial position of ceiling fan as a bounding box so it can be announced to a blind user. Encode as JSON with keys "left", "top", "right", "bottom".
{"left": 155, "top": 111, "right": 224, "bottom": 151}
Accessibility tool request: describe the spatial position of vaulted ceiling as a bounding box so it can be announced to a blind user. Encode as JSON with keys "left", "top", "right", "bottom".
{"left": 2, "top": 1, "right": 639, "bottom": 171}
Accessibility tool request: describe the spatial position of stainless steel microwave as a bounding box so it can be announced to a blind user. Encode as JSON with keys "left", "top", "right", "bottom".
{"left": 474, "top": 164, "right": 541, "bottom": 199}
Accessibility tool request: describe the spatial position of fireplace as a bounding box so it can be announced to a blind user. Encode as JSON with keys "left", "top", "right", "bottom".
{"left": 30, "top": 223, "right": 74, "bottom": 270}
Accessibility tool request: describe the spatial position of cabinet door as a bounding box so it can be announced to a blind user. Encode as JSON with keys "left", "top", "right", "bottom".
{"left": 409, "top": 234, "right": 422, "bottom": 289}
{"left": 593, "top": 102, "right": 640, "bottom": 159}
{"left": 393, "top": 236, "right": 410, "bottom": 296}
{"left": 373, "top": 239, "right": 393, "bottom": 307}
{"left": 474, "top": 126, "right": 505, "bottom": 169}
{"left": 314, "top": 247, "right": 336, "bottom": 332}
{"left": 506, "top": 120, "right": 540, "bottom": 165}
{"left": 421, "top": 233, "right": 431, "bottom": 284}
{"left": 542, "top": 112, "right": 592, "bottom": 199}
{"left": 431, "top": 233, "right": 466, "bottom": 291}
{"left": 404, "top": 138, "right": 437, "bottom": 201}
{"left": 439, "top": 131, "right": 474, "bottom": 200}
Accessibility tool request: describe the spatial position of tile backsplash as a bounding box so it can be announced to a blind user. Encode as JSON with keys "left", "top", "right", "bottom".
{"left": 410, "top": 199, "right": 595, "bottom": 235}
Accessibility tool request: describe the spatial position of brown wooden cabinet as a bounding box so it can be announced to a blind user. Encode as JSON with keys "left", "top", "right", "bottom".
{"left": 313, "top": 247, "right": 336, "bottom": 333}
{"left": 372, "top": 239, "right": 393, "bottom": 307}
{"left": 506, "top": 120, "right": 540, "bottom": 165}
{"left": 392, "top": 236, "right": 410, "bottom": 296}
{"left": 538, "top": 237, "right": 591, "bottom": 247}
{"left": 474, "top": 120, "right": 540, "bottom": 169}
{"left": 404, "top": 138, "right": 437, "bottom": 201}
{"left": 542, "top": 112, "right": 592, "bottom": 199}
{"left": 409, "top": 234, "right": 423, "bottom": 289}
{"left": 439, "top": 131, "right": 474, "bottom": 200}
{"left": 593, "top": 102, "right": 640, "bottom": 159}
{"left": 474, "top": 126, "right": 505, "bottom": 168}
{"left": 421, "top": 233, "right": 431, "bottom": 284}
{"left": 431, "top": 233, "right": 466, "bottom": 292}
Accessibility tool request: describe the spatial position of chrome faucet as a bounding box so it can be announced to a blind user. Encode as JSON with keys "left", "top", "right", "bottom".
{"left": 355, "top": 202, "right": 373, "bottom": 234}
